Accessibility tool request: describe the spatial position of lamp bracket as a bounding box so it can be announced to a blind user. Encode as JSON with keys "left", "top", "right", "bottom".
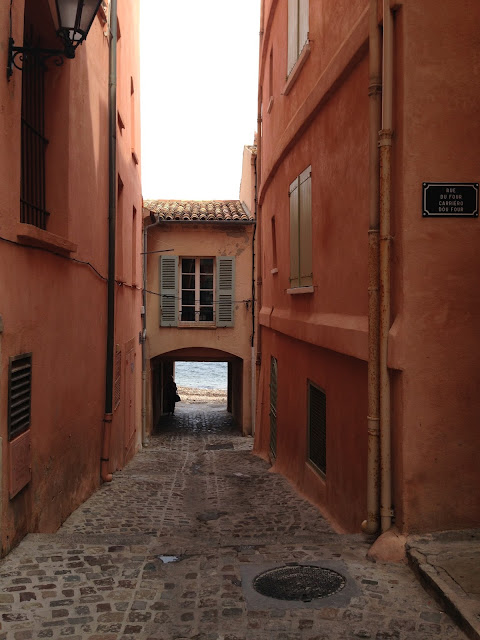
{"left": 7, "top": 38, "right": 66, "bottom": 79}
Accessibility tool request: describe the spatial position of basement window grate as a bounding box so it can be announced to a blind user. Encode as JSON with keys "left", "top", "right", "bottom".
{"left": 114, "top": 347, "right": 121, "bottom": 409}
{"left": 8, "top": 353, "right": 32, "bottom": 441}
{"left": 308, "top": 382, "right": 326, "bottom": 475}
{"left": 269, "top": 356, "right": 278, "bottom": 458}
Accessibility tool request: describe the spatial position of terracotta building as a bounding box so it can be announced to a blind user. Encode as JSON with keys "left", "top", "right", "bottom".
{"left": 254, "top": 0, "right": 480, "bottom": 536}
{"left": 0, "top": 0, "right": 142, "bottom": 554}
{"left": 142, "top": 194, "right": 255, "bottom": 436}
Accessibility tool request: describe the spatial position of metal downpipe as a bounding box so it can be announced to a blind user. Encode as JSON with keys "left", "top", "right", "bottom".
{"left": 379, "top": 0, "right": 394, "bottom": 533}
{"left": 362, "top": 0, "right": 382, "bottom": 535}
{"left": 102, "top": 0, "right": 118, "bottom": 483}
{"left": 141, "top": 219, "right": 161, "bottom": 446}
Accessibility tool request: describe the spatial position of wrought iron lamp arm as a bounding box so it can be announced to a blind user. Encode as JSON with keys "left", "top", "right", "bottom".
{"left": 7, "top": 38, "right": 69, "bottom": 79}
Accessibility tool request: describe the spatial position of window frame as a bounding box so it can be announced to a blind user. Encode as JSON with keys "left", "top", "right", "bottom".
{"left": 287, "top": 0, "right": 309, "bottom": 77}
{"left": 289, "top": 165, "right": 313, "bottom": 291}
{"left": 178, "top": 256, "right": 216, "bottom": 326}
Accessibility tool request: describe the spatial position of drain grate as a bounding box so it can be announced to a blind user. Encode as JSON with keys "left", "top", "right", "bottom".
{"left": 253, "top": 564, "right": 346, "bottom": 602}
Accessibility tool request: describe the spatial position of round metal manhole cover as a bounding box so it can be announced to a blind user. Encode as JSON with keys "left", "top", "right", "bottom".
{"left": 252, "top": 564, "right": 346, "bottom": 602}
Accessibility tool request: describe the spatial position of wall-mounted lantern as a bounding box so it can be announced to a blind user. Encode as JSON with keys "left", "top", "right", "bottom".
{"left": 7, "top": 0, "right": 103, "bottom": 79}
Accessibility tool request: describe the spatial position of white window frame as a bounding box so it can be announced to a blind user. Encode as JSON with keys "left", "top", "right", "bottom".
{"left": 178, "top": 256, "right": 215, "bottom": 326}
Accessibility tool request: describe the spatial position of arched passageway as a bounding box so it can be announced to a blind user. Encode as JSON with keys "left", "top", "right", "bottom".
{"left": 149, "top": 347, "right": 247, "bottom": 435}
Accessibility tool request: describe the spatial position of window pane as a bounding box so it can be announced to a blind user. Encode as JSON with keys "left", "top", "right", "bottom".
{"left": 200, "top": 290, "right": 213, "bottom": 305}
{"left": 200, "top": 258, "right": 214, "bottom": 273}
{"left": 199, "top": 307, "right": 213, "bottom": 322}
{"left": 181, "top": 308, "right": 195, "bottom": 322}
{"left": 182, "top": 274, "right": 195, "bottom": 289}
{"left": 182, "top": 291, "right": 195, "bottom": 306}
{"left": 200, "top": 274, "right": 213, "bottom": 289}
{"left": 181, "top": 258, "right": 195, "bottom": 273}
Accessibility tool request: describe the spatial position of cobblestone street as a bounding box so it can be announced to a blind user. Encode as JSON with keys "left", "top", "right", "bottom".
{"left": 0, "top": 406, "right": 466, "bottom": 639}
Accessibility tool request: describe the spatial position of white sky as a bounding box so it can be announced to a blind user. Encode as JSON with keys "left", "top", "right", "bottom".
{"left": 140, "top": 1, "right": 261, "bottom": 201}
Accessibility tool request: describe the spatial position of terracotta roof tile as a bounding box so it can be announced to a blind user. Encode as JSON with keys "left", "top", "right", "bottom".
{"left": 143, "top": 200, "right": 254, "bottom": 223}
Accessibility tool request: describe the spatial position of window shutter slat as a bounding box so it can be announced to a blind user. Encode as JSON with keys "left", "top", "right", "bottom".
{"left": 289, "top": 178, "right": 300, "bottom": 287}
{"left": 287, "top": 0, "right": 299, "bottom": 75}
{"left": 160, "top": 255, "right": 178, "bottom": 326}
{"left": 299, "top": 0, "right": 309, "bottom": 54}
{"left": 299, "top": 166, "right": 312, "bottom": 286}
{"left": 216, "top": 256, "right": 235, "bottom": 327}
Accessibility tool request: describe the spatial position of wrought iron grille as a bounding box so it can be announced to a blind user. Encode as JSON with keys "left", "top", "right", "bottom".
{"left": 269, "top": 356, "right": 278, "bottom": 458}
{"left": 308, "top": 383, "right": 326, "bottom": 474}
{"left": 21, "top": 50, "right": 49, "bottom": 229}
{"left": 8, "top": 353, "right": 32, "bottom": 441}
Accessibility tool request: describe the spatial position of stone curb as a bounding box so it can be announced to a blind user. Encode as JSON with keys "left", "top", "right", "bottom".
{"left": 406, "top": 546, "right": 480, "bottom": 640}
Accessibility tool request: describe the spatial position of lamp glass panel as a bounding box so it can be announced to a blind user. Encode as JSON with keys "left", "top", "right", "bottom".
{"left": 56, "top": 0, "right": 79, "bottom": 29}
{"left": 79, "top": 0, "right": 102, "bottom": 32}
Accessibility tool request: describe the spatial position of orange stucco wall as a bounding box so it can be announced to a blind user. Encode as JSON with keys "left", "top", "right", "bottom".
{"left": 145, "top": 221, "right": 254, "bottom": 435}
{"left": 0, "top": 0, "right": 142, "bottom": 554}
{"left": 255, "top": 0, "right": 480, "bottom": 534}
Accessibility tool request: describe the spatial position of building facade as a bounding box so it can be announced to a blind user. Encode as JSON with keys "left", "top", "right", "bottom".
{"left": 0, "top": 0, "right": 142, "bottom": 554}
{"left": 143, "top": 199, "right": 255, "bottom": 436}
{"left": 254, "top": 0, "right": 480, "bottom": 534}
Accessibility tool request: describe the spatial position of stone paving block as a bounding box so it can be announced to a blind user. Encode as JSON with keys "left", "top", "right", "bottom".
{"left": 0, "top": 407, "right": 471, "bottom": 639}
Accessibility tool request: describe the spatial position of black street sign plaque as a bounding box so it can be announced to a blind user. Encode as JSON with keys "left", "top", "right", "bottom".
{"left": 423, "top": 182, "right": 479, "bottom": 218}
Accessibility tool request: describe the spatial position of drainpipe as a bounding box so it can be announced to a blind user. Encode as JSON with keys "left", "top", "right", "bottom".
{"left": 363, "top": 0, "right": 382, "bottom": 535}
{"left": 251, "top": 151, "right": 258, "bottom": 436}
{"left": 101, "top": 0, "right": 117, "bottom": 483}
{"left": 141, "top": 218, "right": 160, "bottom": 446}
{"left": 379, "top": 0, "right": 394, "bottom": 533}
{"left": 255, "top": 76, "right": 263, "bottom": 386}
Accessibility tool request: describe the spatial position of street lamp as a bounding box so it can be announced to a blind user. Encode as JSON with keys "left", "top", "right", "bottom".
{"left": 7, "top": 0, "right": 103, "bottom": 79}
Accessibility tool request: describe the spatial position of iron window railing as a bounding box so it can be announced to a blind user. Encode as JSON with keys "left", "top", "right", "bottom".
{"left": 21, "top": 51, "right": 49, "bottom": 229}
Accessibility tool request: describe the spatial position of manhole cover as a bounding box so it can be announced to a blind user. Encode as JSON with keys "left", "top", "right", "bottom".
{"left": 253, "top": 564, "right": 346, "bottom": 602}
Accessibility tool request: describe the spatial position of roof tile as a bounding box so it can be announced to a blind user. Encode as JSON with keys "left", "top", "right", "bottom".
{"left": 143, "top": 199, "right": 254, "bottom": 223}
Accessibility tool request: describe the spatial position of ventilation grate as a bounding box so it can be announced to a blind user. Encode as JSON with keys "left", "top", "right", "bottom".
{"left": 308, "top": 383, "right": 326, "bottom": 474}
{"left": 8, "top": 353, "right": 32, "bottom": 441}
{"left": 269, "top": 356, "right": 278, "bottom": 458}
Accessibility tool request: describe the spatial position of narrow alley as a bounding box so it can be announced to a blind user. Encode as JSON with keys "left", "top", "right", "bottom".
{"left": 0, "top": 405, "right": 465, "bottom": 640}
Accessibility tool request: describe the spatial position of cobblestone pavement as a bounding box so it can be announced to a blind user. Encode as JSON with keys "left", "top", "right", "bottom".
{"left": 0, "top": 405, "right": 467, "bottom": 639}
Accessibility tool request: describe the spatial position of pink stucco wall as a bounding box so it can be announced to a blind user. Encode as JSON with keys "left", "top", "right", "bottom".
{"left": 255, "top": 0, "right": 480, "bottom": 534}
{"left": 0, "top": 0, "right": 142, "bottom": 553}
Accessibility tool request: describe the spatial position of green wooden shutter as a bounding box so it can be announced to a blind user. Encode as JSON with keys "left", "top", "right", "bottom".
{"left": 216, "top": 256, "right": 235, "bottom": 327}
{"left": 287, "top": 0, "right": 299, "bottom": 74}
{"left": 289, "top": 177, "right": 300, "bottom": 287}
{"left": 160, "top": 255, "right": 178, "bottom": 326}
{"left": 299, "top": 0, "right": 309, "bottom": 54}
{"left": 299, "top": 165, "right": 312, "bottom": 286}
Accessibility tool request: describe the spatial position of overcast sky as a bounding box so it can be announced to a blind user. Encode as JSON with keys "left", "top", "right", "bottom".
{"left": 139, "top": 1, "right": 261, "bottom": 201}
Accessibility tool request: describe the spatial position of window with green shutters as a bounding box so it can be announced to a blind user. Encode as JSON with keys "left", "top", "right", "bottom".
{"left": 159, "top": 256, "right": 235, "bottom": 327}
{"left": 289, "top": 166, "right": 312, "bottom": 288}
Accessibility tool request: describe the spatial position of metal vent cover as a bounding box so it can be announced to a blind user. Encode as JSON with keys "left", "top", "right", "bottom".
{"left": 8, "top": 353, "right": 32, "bottom": 441}
{"left": 253, "top": 564, "right": 346, "bottom": 602}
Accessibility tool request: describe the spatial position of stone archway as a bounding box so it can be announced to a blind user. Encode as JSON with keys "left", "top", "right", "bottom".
{"left": 149, "top": 347, "right": 247, "bottom": 434}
